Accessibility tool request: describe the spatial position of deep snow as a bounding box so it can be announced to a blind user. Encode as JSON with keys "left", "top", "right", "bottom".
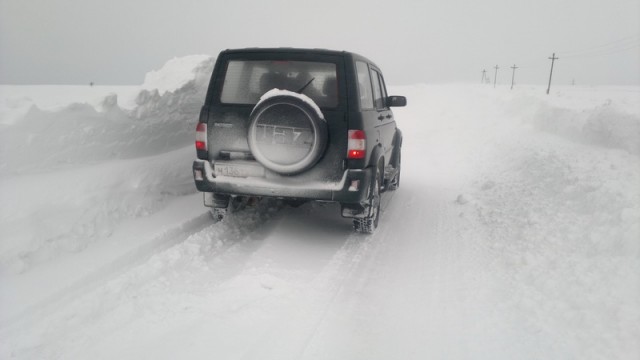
{"left": 0, "top": 57, "right": 638, "bottom": 359}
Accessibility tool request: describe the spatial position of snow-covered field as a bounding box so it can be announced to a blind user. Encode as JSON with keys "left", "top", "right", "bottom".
{"left": 0, "top": 57, "right": 639, "bottom": 359}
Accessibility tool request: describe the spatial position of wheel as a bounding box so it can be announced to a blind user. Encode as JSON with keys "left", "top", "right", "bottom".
{"left": 353, "top": 167, "right": 382, "bottom": 234}
{"left": 387, "top": 150, "right": 401, "bottom": 191}
{"left": 248, "top": 93, "right": 328, "bottom": 175}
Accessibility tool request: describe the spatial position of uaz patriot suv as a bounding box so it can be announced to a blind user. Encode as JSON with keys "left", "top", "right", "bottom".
{"left": 192, "top": 48, "right": 406, "bottom": 233}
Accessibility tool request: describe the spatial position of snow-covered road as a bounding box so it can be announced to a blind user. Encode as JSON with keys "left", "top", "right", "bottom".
{"left": 1, "top": 58, "right": 638, "bottom": 359}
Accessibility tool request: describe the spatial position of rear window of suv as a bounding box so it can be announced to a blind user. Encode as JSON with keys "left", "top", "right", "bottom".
{"left": 220, "top": 60, "right": 338, "bottom": 108}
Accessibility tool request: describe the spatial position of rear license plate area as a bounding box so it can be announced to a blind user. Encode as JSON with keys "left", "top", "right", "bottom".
{"left": 214, "top": 162, "right": 265, "bottom": 178}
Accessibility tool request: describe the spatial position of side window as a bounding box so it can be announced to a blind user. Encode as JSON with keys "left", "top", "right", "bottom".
{"left": 377, "top": 72, "right": 388, "bottom": 102}
{"left": 371, "top": 69, "right": 386, "bottom": 109}
{"left": 356, "top": 61, "right": 374, "bottom": 109}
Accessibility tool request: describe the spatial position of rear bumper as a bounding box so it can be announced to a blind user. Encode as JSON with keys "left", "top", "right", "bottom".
{"left": 193, "top": 159, "right": 372, "bottom": 204}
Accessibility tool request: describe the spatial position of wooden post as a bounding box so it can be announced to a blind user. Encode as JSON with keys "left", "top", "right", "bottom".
{"left": 547, "top": 53, "right": 559, "bottom": 94}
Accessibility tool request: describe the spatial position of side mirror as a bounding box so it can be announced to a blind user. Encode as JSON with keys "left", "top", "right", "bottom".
{"left": 386, "top": 96, "right": 407, "bottom": 107}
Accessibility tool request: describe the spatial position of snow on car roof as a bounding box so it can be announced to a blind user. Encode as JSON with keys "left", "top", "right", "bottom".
{"left": 257, "top": 88, "right": 325, "bottom": 120}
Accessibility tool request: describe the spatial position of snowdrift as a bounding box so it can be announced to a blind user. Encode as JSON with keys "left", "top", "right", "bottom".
{"left": 0, "top": 55, "right": 215, "bottom": 175}
{"left": 0, "top": 56, "right": 214, "bottom": 274}
{"left": 504, "top": 87, "right": 640, "bottom": 155}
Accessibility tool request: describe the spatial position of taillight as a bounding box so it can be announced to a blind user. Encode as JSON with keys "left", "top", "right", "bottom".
{"left": 195, "top": 123, "right": 207, "bottom": 151}
{"left": 347, "top": 130, "right": 366, "bottom": 159}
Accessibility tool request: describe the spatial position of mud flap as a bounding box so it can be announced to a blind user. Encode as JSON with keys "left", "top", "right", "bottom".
{"left": 204, "top": 192, "right": 214, "bottom": 207}
{"left": 341, "top": 203, "right": 367, "bottom": 218}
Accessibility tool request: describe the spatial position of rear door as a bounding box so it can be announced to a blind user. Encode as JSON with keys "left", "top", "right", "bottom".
{"left": 370, "top": 66, "right": 396, "bottom": 167}
{"left": 354, "top": 61, "right": 382, "bottom": 167}
{"left": 206, "top": 52, "right": 348, "bottom": 183}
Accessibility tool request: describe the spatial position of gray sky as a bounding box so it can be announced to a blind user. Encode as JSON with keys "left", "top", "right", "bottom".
{"left": 1, "top": 0, "right": 638, "bottom": 86}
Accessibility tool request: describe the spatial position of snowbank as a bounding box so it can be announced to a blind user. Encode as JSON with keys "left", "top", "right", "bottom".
{"left": 502, "top": 87, "right": 640, "bottom": 155}
{"left": 141, "top": 55, "right": 213, "bottom": 95}
{"left": 0, "top": 56, "right": 215, "bottom": 275}
{"left": 0, "top": 56, "right": 215, "bottom": 175}
{"left": 392, "top": 84, "right": 640, "bottom": 360}
{"left": 0, "top": 85, "right": 141, "bottom": 125}
{"left": 0, "top": 146, "right": 196, "bottom": 274}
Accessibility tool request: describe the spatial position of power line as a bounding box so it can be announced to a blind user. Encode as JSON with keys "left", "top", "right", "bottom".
{"left": 563, "top": 42, "right": 640, "bottom": 59}
{"left": 477, "top": 35, "right": 638, "bottom": 87}
{"left": 561, "top": 34, "right": 639, "bottom": 54}
{"left": 560, "top": 34, "right": 640, "bottom": 59}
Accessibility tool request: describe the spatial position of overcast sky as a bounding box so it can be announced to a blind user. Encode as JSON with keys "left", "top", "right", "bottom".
{"left": 1, "top": 0, "right": 638, "bottom": 86}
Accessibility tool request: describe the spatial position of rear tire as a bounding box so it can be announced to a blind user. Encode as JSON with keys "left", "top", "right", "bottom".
{"left": 353, "top": 167, "right": 381, "bottom": 234}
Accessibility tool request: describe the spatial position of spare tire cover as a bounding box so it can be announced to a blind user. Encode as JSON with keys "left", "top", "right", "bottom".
{"left": 248, "top": 93, "right": 328, "bottom": 174}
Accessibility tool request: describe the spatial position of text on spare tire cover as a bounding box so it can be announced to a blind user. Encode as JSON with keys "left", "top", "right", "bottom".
{"left": 252, "top": 102, "right": 315, "bottom": 165}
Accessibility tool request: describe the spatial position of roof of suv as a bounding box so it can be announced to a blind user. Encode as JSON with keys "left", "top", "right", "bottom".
{"left": 220, "top": 47, "right": 377, "bottom": 68}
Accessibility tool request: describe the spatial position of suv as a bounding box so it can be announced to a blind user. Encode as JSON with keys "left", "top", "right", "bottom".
{"left": 192, "top": 48, "right": 406, "bottom": 233}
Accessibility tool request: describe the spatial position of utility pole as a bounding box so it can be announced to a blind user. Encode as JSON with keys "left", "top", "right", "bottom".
{"left": 481, "top": 69, "right": 487, "bottom": 84}
{"left": 510, "top": 64, "right": 518, "bottom": 90}
{"left": 493, "top": 65, "right": 499, "bottom": 88}
{"left": 547, "top": 53, "right": 559, "bottom": 95}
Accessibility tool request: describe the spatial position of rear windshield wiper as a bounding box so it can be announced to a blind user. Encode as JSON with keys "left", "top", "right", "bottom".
{"left": 296, "top": 77, "right": 315, "bottom": 94}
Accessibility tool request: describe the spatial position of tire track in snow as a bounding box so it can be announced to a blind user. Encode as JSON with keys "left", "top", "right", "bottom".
{"left": 0, "top": 199, "right": 288, "bottom": 359}
{"left": 1, "top": 186, "right": 434, "bottom": 359}
{"left": 1, "top": 210, "right": 214, "bottom": 329}
{"left": 284, "top": 181, "right": 505, "bottom": 360}
{"left": 298, "top": 187, "right": 449, "bottom": 359}
{"left": 238, "top": 191, "right": 402, "bottom": 359}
